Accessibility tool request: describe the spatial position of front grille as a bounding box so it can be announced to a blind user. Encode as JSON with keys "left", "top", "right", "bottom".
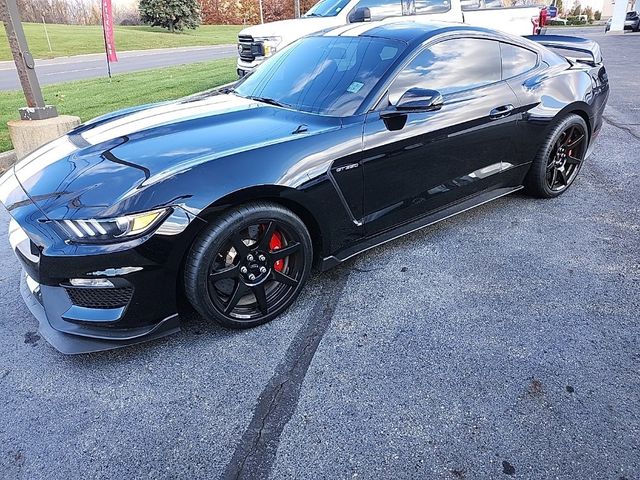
{"left": 65, "top": 286, "right": 133, "bottom": 309}
{"left": 238, "top": 34, "right": 262, "bottom": 62}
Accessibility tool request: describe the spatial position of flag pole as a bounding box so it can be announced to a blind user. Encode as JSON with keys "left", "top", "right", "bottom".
{"left": 100, "top": 0, "right": 112, "bottom": 81}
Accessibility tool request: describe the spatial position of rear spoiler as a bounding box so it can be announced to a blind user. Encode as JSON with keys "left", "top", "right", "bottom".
{"left": 524, "top": 35, "right": 602, "bottom": 66}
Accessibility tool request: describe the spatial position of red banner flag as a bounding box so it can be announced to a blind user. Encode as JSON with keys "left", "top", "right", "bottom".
{"left": 101, "top": 0, "right": 118, "bottom": 63}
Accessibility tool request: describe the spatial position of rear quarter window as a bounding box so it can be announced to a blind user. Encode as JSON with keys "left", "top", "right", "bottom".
{"left": 500, "top": 43, "right": 538, "bottom": 79}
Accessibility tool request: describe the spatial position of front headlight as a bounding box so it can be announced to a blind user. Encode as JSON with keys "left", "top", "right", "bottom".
{"left": 258, "top": 36, "right": 282, "bottom": 57}
{"left": 57, "top": 208, "right": 171, "bottom": 243}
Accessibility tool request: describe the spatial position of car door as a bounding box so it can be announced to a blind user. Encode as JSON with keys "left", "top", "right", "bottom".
{"left": 499, "top": 41, "right": 545, "bottom": 172}
{"left": 361, "top": 36, "right": 519, "bottom": 234}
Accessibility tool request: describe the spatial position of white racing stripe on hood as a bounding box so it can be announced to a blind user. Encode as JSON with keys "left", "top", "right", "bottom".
{"left": 13, "top": 136, "right": 78, "bottom": 189}
{"left": 80, "top": 94, "right": 259, "bottom": 146}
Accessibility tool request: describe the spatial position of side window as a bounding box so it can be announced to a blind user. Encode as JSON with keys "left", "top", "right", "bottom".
{"left": 415, "top": 0, "right": 451, "bottom": 14}
{"left": 351, "top": 0, "right": 402, "bottom": 20}
{"left": 500, "top": 43, "right": 538, "bottom": 79}
{"left": 388, "top": 38, "right": 501, "bottom": 103}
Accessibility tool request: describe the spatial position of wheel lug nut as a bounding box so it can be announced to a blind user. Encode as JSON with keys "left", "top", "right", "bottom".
{"left": 247, "top": 254, "right": 254, "bottom": 261}
{"left": 248, "top": 274, "right": 256, "bottom": 281}
{"left": 258, "top": 255, "right": 266, "bottom": 262}
{"left": 260, "top": 266, "right": 267, "bottom": 273}
{"left": 240, "top": 266, "right": 247, "bottom": 274}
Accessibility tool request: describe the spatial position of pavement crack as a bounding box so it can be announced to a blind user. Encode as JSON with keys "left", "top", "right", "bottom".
{"left": 602, "top": 114, "right": 640, "bottom": 140}
{"left": 221, "top": 270, "right": 350, "bottom": 480}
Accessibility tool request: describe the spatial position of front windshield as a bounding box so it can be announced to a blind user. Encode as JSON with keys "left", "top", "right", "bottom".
{"left": 305, "top": 0, "right": 352, "bottom": 17}
{"left": 234, "top": 36, "right": 405, "bottom": 116}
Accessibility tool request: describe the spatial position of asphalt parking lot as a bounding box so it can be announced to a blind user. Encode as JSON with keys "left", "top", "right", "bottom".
{"left": 1, "top": 28, "right": 638, "bottom": 480}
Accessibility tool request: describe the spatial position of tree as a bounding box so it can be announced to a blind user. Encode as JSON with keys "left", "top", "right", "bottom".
{"left": 139, "top": 0, "right": 201, "bottom": 32}
{"left": 569, "top": 0, "right": 581, "bottom": 16}
{"left": 555, "top": 0, "right": 563, "bottom": 16}
{"left": 584, "top": 6, "right": 593, "bottom": 20}
{"left": 594, "top": 9, "right": 601, "bottom": 20}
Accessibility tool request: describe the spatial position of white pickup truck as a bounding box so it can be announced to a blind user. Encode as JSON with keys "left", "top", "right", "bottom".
{"left": 237, "top": 0, "right": 545, "bottom": 77}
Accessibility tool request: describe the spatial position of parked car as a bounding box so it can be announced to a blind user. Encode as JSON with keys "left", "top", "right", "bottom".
{"left": 1, "top": 22, "right": 609, "bottom": 354}
{"left": 605, "top": 11, "right": 640, "bottom": 32}
{"left": 236, "top": 0, "right": 545, "bottom": 77}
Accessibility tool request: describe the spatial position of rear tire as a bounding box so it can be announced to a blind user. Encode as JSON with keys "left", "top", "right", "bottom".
{"left": 184, "top": 202, "right": 313, "bottom": 329}
{"left": 523, "top": 114, "right": 589, "bottom": 199}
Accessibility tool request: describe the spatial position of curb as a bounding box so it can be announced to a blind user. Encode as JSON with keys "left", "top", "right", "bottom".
{"left": 0, "top": 150, "right": 17, "bottom": 174}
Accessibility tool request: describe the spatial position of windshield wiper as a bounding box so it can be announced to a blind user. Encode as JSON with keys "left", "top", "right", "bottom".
{"left": 305, "top": 12, "right": 322, "bottom": 16}
{"left": 248, "top": 96, "right": 289, "bottom": 108}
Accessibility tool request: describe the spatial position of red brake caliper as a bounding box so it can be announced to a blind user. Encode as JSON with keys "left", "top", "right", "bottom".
{"left": 269, "top": 231, "right": 284, "bottom": 272}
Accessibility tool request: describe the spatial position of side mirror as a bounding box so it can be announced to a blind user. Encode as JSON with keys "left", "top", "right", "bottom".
{"left": 349, "top": 7, "right": 371, "bottom": 23}
{"left": 380, "top": 88, "right": 443, "bottom": 131}
{"left": 395, "top": 88, "right": 444, "bottom": 112}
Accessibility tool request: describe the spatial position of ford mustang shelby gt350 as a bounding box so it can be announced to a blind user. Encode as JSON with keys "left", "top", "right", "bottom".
{"left": 0, "top": 21, "right": 608, "bottom": 353}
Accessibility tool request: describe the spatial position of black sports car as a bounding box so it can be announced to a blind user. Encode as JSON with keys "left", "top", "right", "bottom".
{"left": 0, "top": 22, "right": 609, "bottom": 354}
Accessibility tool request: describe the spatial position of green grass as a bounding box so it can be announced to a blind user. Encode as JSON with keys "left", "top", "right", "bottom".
{"left": 0, "top": 23, "right": 243, "bottom": 61}
{"left": 0, "top": 57, "right": 237, "bottom": 152}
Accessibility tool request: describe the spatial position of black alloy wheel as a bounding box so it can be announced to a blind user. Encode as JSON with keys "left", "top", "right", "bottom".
{"left": 524, "top": 114, "right": 589, "bottom": 198}
{"left": 545, "top": 123, "right": 587, "bottom": 192}
{"left": 184, "top": 202, "right": 313, "bottom": 328}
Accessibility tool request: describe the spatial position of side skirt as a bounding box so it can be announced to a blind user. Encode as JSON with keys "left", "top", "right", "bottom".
{"left": 320, "top": 186, "right": 523, "bottom": 271}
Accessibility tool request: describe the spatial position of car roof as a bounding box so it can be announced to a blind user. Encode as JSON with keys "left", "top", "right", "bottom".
{"left": 319, "top": 19, "right": 501, "bottom": 45}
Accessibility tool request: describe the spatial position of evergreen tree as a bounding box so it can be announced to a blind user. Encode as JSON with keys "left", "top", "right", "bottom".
{"left": 139, "top": 0, "right": 201, "bottom": 32}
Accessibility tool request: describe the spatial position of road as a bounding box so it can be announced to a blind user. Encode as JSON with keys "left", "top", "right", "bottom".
{"left": 0, "top": 30, "right": 639, "bottom": 480}
{"left": 0, "top": 44, "right": 237, "bottom": 91}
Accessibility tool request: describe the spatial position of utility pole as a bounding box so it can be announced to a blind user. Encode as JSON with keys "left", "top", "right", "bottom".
{"left": 1, "top": 0, "right": 57, "bottom": 120}
{"left": 294, "top": 0, "right": 301, "bottom": 18}
{"left": 2, "top": 0, "right": 78, "bottom": 162}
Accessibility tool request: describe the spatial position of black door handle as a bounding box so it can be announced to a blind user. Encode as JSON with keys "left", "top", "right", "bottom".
{"left": 489, "top": 104, "right": 515, "bottom": 120}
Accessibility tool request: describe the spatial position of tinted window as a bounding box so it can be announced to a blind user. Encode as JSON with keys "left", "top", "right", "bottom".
{"left": 388, "top": 38, "right": 501, "bottom": 103}
{"left": 500, "top": 43, "right": 537, "bottom": 79}
{"left": 415, "top": 0, "right": 451, "bottom": 13}
{"left": 305, "top": 0, "right": 351, "bottom": 17}
{"left": 235, "top": 36, "right": 404, "bottom": 116}
{"left": 351, "top": 0, "right": 402, "bottom": 20}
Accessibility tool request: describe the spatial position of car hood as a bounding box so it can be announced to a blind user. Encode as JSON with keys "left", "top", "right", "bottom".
{"left": 10, "top": 93, "right": 341, "bottom": 220}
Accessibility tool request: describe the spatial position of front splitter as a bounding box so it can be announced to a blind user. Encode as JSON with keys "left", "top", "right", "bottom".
{"left": 19, "top": 274, "right": 181, "bottom": 354}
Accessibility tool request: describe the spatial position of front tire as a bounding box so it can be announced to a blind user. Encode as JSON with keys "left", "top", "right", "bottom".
{"left": 523, "top": 114, "right": 589, "bottom": 199}
{"left": 184, "top": 202, "right": 313, "bottom": 329}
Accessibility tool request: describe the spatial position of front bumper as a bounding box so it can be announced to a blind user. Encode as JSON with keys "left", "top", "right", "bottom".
{"left": 1, "top": 169, "right": 200, "bottom": 354}
{"left": 9, "top": 213, "right": 186, "bottom": 353}
{"left": 237, "top": 58, "right": 264, "bottom": 77}
{"left": 20, "top": 272, "right": 179, "bottom": 354}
